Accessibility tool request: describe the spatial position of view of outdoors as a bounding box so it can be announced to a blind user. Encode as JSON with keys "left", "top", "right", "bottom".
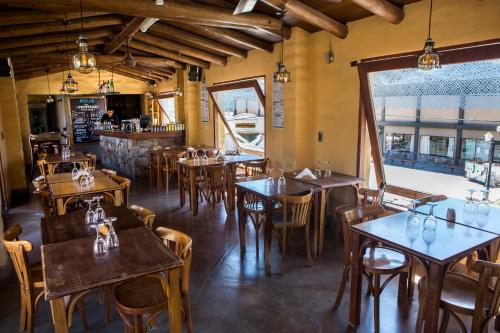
{"left": 213, "top": 78, "right": 265, "bottom": 154}
{"left": 368, "top": 59, "right": 500, "bottom": 204}
{"left": 158, "top": 97, "right": 176, "bottom": 124}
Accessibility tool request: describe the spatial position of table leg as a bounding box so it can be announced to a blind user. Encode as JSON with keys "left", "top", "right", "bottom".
{"left": 312, "top": 192, "right": 320, "bottom": 258}
{"left": 179, "top": 165, "right": 185, "bottom": 208}
{"left": 237, "top": 188, "right": 247, "bottom": 256}
{"left": 348, "top": 232, "right": 364, "bottom": 328}
{"left": 114, "top": 189, "right": 122, "bottom": 206}
{"left": 423, "top": 262, "right": 447, "bottom": 333}
{"left": 264, "top": 198, "right": 273, "bottom": 275}
{"left": 56, "top": 198, "right": 65, "bottom": 215}
{"left": 156, "top": 156, "right": 162, "bottom": 193}
{"left": 226, "top": 164, "right": 236, "bottom": 211}
{"left": 50, "top": 297, "right": 68, "bottom": 333}
{"left": 318, "top": 189, "right": 327, "bottom": 255}
{"left": 167, "top": 267, "right": 182, "bottom": 333}
{"left": 189, "top": 168, "right": 198, "bottom": 216}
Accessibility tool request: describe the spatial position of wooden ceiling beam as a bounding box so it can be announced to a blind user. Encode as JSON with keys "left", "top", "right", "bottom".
{"left": 149, "top": 23, "right": 247, "bottom": 59}
{"left": 196, "top": 25, "right": 274, "bottom": 52}
{"left": 104, "top": 17, "right": 147, "bottom": 54}
{"left": 0, "top": 10, "right": 108, "bottom": 27}
{"left": 0, "top": 28, "right": 115, "bottom": 50}
{"left": 129, "top": 40, "right": 210, "bottom": 69}
{"left": 110, "top": 68, "right": 156, "bottom": 83}
{"left": 134, "top": 32, "right": 226, "bottom": 66}
{"left": 0, "top": 15, "right": 126, "bottom": 39}
{"left": 6, "top": 0, "right": 281, "bottom": 30}
{"left": 146, "top": 66, "right": 176, "bottom": 77}
{"left": 14, "top": 65, "right": 66, "bottom": 81}
{"left": 114, "top": 65, "right": 166, "bottom": 81}
{"left": 348, "top": 0, "right": 404, "bottom": 24}
{"left": 261, "top": 0, "right": 348, "bottom": 38}
{"left": 0, "top": 38, "right": 105, "bottom": 58}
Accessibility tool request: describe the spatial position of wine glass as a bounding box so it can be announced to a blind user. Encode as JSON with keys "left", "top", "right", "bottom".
{"left": 422, "top": 203, "right": 438, "bottom": 247}
{"left": 105, "top": 217, "right": 119, "bottom": 249}
{"left": 95, "top": 196, "right": 106, "bottom": 222}
{"left": 194, "top": 152, "right": 200, "bottom": 164}
{"left": 71, "top": 163, "right": 79, "bottom": 180}
{"left": 266, "top": 168, "right": 275, "bottom": 186}
{"left": 463, "top": 188, "right": 477, "bottom": 226}
{"left": 314, "top": 161, "right": 322, "bottom": 178}
{"left": 201, "top": 150, "right": 209, "bottom": 163}
{"left": 323, "top": 161, "right": 332, "bottom": 178}
{"left": 84, "top": 199, "right": 96, "bottom": 226}
{"left": 406, "top": 200, "right": 421, "bottom": 245}
{"left": 278, "top": 168, "right": 286, "bottom": 187}
{"left": 476, "top": 189, "right": 490, "bottom": 228}
{"left": 93, "top": 224, "right": 108, "bottom": 257}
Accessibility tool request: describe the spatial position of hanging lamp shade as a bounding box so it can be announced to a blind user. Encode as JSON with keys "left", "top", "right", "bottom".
{"left": 418, "top": 0, "right": 440, "bottom": 71}
{"left": 73, "top": 36, "right": 97, "bottom": 74}
{"left": 273, "top": 63, "right": 291, "bottom": 83}
{"left": 174, "top": 87, "right": 183, "bottom": 97}
{"left": 64, "top": 73, "right": 78, "bottom": 93}
{"left": 46, "top": 72, "right": 54, "bottom": 103}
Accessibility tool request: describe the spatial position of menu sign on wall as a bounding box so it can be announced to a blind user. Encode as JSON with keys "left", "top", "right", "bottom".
{"left": 201, "top": 84, "right": 210, "bottom": 123}
{"left": 272, "top": 81, "right": 284, "bottom": 128}
{"left": 69, "top": 97, "right": 106, "bottom": 144}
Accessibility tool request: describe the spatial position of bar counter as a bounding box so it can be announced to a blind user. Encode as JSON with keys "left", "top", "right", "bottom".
{"left": 94, "top": 130, "right": 185, "bottom": 178}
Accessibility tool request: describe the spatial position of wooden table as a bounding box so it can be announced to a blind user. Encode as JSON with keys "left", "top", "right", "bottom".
{"left": 293, "top": 172, "right": 364, "bottom": 256}
{"left": 46, "top": 170, "right": 108, "bottom": 185}
{"left": 349, "top": 211, "right": 499, "bottom": 332}
{"left": 178, "top": 154, "right": 264, "bottom": 216}
{"left": 49, "top": 175, "right": 122, "bottom": 215}
{"left": 45, "top": 152, "right": 90, "bottom": 175}
{"left": 41, "top": 205, "right": 143, "bottom": 244}
{"left": 42, "top": 227, "right": 184, "bottom": 333}
{"left": 236, "top": 178, "right": 315, "bottom": 275}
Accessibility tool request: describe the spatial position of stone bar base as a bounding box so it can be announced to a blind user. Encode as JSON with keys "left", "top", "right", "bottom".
{"left": 99, "top": 132, "right": 184, "bottom": 178}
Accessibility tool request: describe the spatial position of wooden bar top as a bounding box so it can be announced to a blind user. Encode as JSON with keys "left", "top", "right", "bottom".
{"left": 94, "top": 130, "right": 184, "bottom": 140}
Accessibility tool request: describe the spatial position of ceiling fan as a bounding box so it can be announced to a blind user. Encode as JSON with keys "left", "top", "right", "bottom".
{"left": 233, "top": 0, "right": 342, "bottom": 15}
{"left": 105, "top": 38, "right": 154, "bottom": 76}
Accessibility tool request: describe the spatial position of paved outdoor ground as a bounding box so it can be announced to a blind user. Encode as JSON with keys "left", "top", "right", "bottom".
{"left": 369, "top": 164, "right": 500, "bottom": 206}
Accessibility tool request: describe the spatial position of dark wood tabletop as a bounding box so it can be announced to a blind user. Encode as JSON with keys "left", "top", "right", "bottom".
{"left": 416, "top": 198, "right": 500, "bottom": 235}
{"left": 45, "top": 151, "right": 89, "bottom": 164}
{"left": 41, "top": 206, "right": 144, "bottom": 245}
{"left": 294, "top": 172, "right": 364, "bottom": 189}
{"left": 351, "top": 211, "right": 499, "bottom": 264}
{"left": 42, "top": 227, "right": 183, "bottom": 300}
{"left": 178, "top": 154, "right": 263, "bottom": 168}
{"left": 46, "top": 170, "right": 108, "bottom": 185}
{"left": 235, "top": 178, "right": 316, "bottom": 199}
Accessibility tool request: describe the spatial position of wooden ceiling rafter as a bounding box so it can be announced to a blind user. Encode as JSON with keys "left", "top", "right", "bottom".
{"left": 109, "top": 67, "right": 157, "bottom": 83}
{"left": 104, "top": 16, "right": 147, "bottom": 54}
{"left": 113, "top": 65, "right": 167, "bottom": 81}
{"left": 0, "top": 9, "right": 108, "bottom": 27}
{"left": 0, "top": 38, "right": 105, "bottom": 58}
{"left": 348, "top": 0, "right": 404, "bottom": 24}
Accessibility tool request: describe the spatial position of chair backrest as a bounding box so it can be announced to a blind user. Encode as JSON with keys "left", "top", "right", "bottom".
{"left": 2, "top": 225, "right": 35, "bottom": 294}
{"left": 155, "top": 227, "right": 193, "bottom": 293}
{"left": 33, "top": 184, "right": 52, "bottom": 218}
{"left": 280, "top": 190, "right": 314, "bottom": 228}
{"left": 101, "top": 168, "right": 117, "bottom": 180}
{"left": 163, "top": 151, "right": 185, "bottom": 174}
{"left": 86, "top": 153, "right": 97, "bottom": 169}
{"left": 416, "top": 194, "right": 447, "bottom": 207}
{"left": 341, "top": 205, "right": 385, "bottom": 261}
{"left": 469, "top": 260, "right": 500, "bottom": 329}
{"left": 114, "top": 175, "right": 131, "bottom": 206}
{"left": 129, "top": 205, "right": 156, "bottom": 229}
{"left": 243, "top": 158, "right": 268, "bottom": 177}
{"left": 359, "top": 188, "right": 384, "bottom": 207}
{"left": 37, "top": 159, "right": 47, "bottom": 178}
{"left": 202, "top": 164, "right": 225, "bottom": 189}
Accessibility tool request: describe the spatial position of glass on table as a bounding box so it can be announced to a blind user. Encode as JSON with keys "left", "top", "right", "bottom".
{"left": 323, "top": 161, "right": 332, "bottom": 178}
{"left": 266, "top": 168, "right": 275, "bottom": 186}
{"left": 313, "top": 161, "right": 322, "bottom": 179}
{"left": 476, "top": 189, "right": 491, "bottom": 228}
{"left": 84, "top": 199, "right": 96, "bottom": 226}
{"left": 277, "top": 168, "right": 286, "bottom": 187}
{"left": 422, "top": 203, "right": 438, "bottom": 246}
{"left": 71, "top": 163, "right": 79, "bottom": 180}
{"left": 105, "top": 217, "right": 119, "bottom": 249}
{"left": 406, "top": 199, "right": 421, "bottom": 244}
{"left": 463, "top": 188, "right": 477, "bottom": 226}
{"left": 94, "top": 196, "right": 106, "bottom": 222}
{"left": 93, "top": 223, "right": 108, "bottom": 257}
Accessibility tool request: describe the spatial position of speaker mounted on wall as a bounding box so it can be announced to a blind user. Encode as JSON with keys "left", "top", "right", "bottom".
{"left": 188, "top": 65, "right": 203, "bottom": 82}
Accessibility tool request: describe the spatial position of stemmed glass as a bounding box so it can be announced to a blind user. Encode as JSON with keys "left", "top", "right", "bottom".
{"left": 95, "top": 196, "right": 106, "bottom": 222}
{"left": 463, "top": 188, "right": 477, "bottom": 226}
{"left": 476, "top": 189, "right": 490, "bottom": 228}
{"left": 84, "top": 199, "right": 96, "bottom": 226}
{"left": 422, "top": 203, "right": 438, "bottom": 248}
{"left": 193, "top": 152, "right": 200, "bottom": 164}
{"left": 278, "top": 168, "right": 286, "bottom": 187}
{"left": 266, "top": 168, "right": 275, "bottom": 186}
{"left": 105, "top": 217, "right": 119, "bottom": 249}
{"left": 323, "top": 161, "right": 332, "bottom": 178}
{"left": 314, "top": 161, "right": 322, "bottom": 179}
{"left": 93, "top": 223, "right": 108, "bottom": 257}
{"left": 201, "top": 150, "right": 209, "bottom": 164}
{"left": 71, "top": 163, "right": 79, "bottom": 180}
{"left": 406, "top": 200, "right": 421, "bottom": 245}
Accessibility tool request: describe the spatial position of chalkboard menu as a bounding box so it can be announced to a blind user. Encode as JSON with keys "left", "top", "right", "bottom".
{"left": 69, "top": 97, "right": 106, "bottom": 143}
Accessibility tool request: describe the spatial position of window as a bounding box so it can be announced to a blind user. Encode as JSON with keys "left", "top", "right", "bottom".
{"left": 384, "top": 133, "right": 414, "bottom": 153}
{"left": 158, "top": 97, "right": 175, "bottom": 125}
{"left": 419, "top": 136, "right": 455, "bottom": 157}
{"left": 461, "top": 138, "right": 500, "bottom": 162}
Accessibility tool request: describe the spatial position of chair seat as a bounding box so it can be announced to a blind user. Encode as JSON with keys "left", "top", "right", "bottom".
{"left": 114, "top": 276, "right": 167, "bottom": 311}
{"left": 420, "top": 273, "right": 493, "bottom": 315}
{"left": 362, "top": 247, "right": 409, "bottom": 272}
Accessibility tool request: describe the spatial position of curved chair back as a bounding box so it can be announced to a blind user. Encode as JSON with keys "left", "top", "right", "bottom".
{"left": 101, "top": 168, "right": 117, "bottom": 180}
{"left": 243, "top": 158, "right": 268, "bottom": 177}
{"left": 114, "top": 175, "right": 131, "bottom": 207}
{"left": 86, "top": 153, "right": 97, "bottom": 169}
{"left": 155, "top": 227, "right": 193, "bottom": 286}
{"left": 280, "top": 190, "right": 314, "bottom": 228}
{"left": 36, "top": 159, "right": 47, "bottom": 178}
{"left": 359, "top": 188, "right": 385, "bottom": 207}
{"left": 129, "top": 205, "right": 156, "bottom": 229}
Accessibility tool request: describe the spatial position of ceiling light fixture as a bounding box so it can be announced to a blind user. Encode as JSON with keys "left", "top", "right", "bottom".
{"left": 73, "top": 0, "right": 97, "bottom": 74}
{"left": 418, "top": 0, "right": 440, "bottom": 71}
{"left": 155, "top": 0, "right": 164, "bottom": 5}
{"left": 140, "top": 18, "right": 159, "bottom": 32}
{"left": 62, "top": 16, "right": 78, "bottom": 93}
{"left": 273, "top": 11, "right": 290, "bottom": 83}
{"left": 46, "top": 71, "right": 54, "bottom": 103}
{"left": 60, "top": 70, "right": 68, "bottom": 95}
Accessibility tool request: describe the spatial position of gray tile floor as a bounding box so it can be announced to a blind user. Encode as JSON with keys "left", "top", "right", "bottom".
{"left": 0, "top": 177, "right": 469, "bottom": 332}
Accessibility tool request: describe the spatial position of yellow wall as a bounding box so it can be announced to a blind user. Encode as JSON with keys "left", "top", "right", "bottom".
{"left": 192, "top": 0, "right": 500, "bottom": 180}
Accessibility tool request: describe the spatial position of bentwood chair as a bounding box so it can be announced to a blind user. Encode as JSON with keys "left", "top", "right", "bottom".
{"left": 199, "top": 164, "right": 227, "bottom": 211}
{"left": 163, "top": 151, "right": 185, "bottom": 194}
{"left": 33, "top": 184, "right": 53, "bottom": 218}
{"left": 113, "top": 227, "right": 193, "bottom": 333}
{"left": 36, "top": 159, "right": 48, "bottom": 179}
{"left": 149, "top": 146, "right": 164, "bottom": 192}
{"left": 3, "top": 225, "right": 87, "bottom": 333}
{"left": 101, "top": 168, "right": 117, "bottom": 180}
{"left": 129, "top": 205, "right": 156, "bottom": 230}
{"left": 86, "top": 153, "right": 97, "bottom": 169}
{"left": 236, "top": 158, "right": 268, "bottom": 180}
{"left": 416, "top": 260, "right": 500, "bottom": 333}
{"left": 332, "top": 204, "right": 411, "bottom": 333}
{"left": 272, "top": 190, "right": 314, "bottom": 273}
{"left": 114, "top": 175, "right": 131, "bottom": 207}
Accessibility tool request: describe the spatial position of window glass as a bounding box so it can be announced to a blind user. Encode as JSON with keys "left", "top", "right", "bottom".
{"left": 419, "top": 136, "right": 455, "bottom": 157}
{"left": 384, "top": 133, "right": 414, "bottom": 152}
{"left": 158, "top": 97, "right": 175, "bottom": 124}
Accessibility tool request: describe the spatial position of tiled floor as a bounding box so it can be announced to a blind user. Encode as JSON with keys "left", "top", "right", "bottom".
{"left": 0, "top": 177, "right": 471, "bottom": 332}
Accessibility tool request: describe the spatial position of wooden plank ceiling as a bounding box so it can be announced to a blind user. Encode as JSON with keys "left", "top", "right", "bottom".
{"left": 0, "top": 0, "right": 421, "bottom": 82}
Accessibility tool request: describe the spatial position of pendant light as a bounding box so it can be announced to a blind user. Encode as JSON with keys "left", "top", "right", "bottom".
{"left": 418, "top": 0, "right": 440, "bottom": 70}
{"left": 46, "top": 71, "right": 54, "bottom": 103}
{"left": 273, "top": 11, "right": 291, "bottom": 83}
{"left": 145, "top": 82, "right": 154, "bottom": 99}
{"left": 73, "top": 0, "right": 97, "bottom": 74}
{"left": 62, "top": 15, "right": 78, "bottom": 93}
{"left": 60, "top": 70, "right": 68, "bottom": 95}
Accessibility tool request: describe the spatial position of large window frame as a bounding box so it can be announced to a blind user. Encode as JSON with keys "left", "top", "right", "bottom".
{"left": 356, "top": 38, "right": 500, "bottom": 190}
